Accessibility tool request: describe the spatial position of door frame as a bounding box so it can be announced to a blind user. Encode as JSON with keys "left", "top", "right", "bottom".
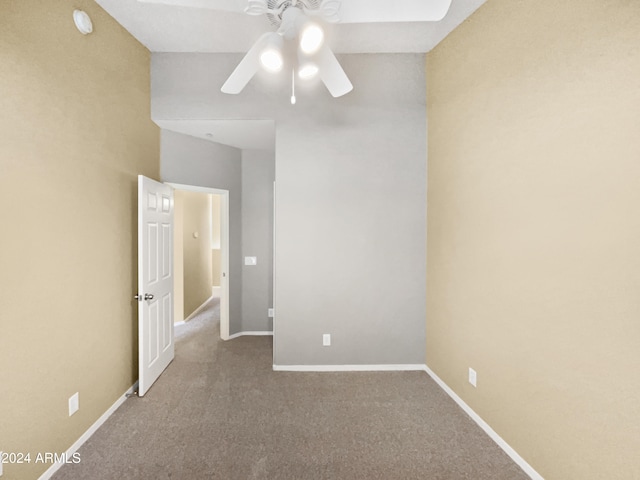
{"left": 167, "top": 182, "right": 231, "bottom": 341}
{"left": 272, "top": 180, "right": 277, "bottom": 366}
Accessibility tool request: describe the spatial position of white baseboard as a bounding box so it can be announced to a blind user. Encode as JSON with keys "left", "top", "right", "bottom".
{"left": 227, "top": 331, "right": 273, "bottom": 340}
{"left": 38, "top": 382, "right": 138, "bottom": 480}
{"left": 183, "top": 294, "right": 215, "bottom": 323}
{"left": 423, "top": 366, "right": 544, "bottom": 480}
{"left": 272, "top": 364, "right": 426, "bottom": 372}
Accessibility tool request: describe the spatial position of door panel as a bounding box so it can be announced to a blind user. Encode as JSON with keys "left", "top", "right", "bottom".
{"left": 148, "top": 224, "right": 159, "bottom": 284}
{"left": 162, "top": 293, "right": 172, "bottom": 349}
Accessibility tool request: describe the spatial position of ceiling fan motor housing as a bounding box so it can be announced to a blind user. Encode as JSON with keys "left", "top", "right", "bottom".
{"left": 266, "top": 0, "right": 321, "bottom": 27}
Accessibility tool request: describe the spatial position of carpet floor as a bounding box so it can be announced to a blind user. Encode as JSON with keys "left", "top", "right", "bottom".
{"left": 53, "top": 298, "right": 529, "bottom": 480}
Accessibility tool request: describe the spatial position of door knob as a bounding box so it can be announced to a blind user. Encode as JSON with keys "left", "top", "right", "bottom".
{"left": 144, "top": 293, "right": 154, "bottom": 300}
{"left": 134, "top": 294, "right": 141, "bottom": 301}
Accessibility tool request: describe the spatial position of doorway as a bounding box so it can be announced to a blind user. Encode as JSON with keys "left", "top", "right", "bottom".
{"left": 168, "top": 183, "right": 231, "bottom": 341}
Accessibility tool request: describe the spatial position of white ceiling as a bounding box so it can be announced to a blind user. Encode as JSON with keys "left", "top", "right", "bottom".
{"left": 95, "top": 0, "right": 487, "bottom": 54}
{"left": 94, "top": 0, "right": 487, "bottom": 150}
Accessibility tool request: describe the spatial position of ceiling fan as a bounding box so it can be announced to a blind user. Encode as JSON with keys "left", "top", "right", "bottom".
{"left": 138, "top": 0, "right": 453, "bottom": 99}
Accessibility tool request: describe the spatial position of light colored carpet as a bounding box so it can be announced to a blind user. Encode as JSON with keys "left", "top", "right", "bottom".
{"left": 53, "top": 298, "right": 529, "bottom": 480}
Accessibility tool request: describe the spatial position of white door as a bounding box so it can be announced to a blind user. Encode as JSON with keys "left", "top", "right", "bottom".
{"left": 137, "top": 175, "right": 174, "bottom": 396}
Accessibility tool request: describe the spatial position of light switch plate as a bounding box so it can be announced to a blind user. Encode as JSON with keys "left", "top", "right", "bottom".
{"left": 323, "top": 334, "right": 331, "bottom": 346}
{"left": 244, "top": 256, "right": 257, "bottom": 266}
{"left": 268, "top": 308, "right": 274, "bottom": 318}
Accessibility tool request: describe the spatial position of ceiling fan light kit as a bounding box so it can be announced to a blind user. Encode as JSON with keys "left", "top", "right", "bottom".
{"left": 260, "top": 49, "right": 283, "bottom": 72}
{"left": 298, "top": 62, "right": 319, "bottom": 79}
{"left": 259, "top": 34, "right": 285, "bottom": 72}
{"left": 299, "top": 23, "right": 324, "bottom": 54}
{"left": 220, "top": 2, "right": 351, "bottom": 101}
{"left": 138, "top": 0, "right": 454, "bottom": 100}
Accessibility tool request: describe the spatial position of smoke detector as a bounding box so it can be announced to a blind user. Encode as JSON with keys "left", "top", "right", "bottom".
{"left": 73, "top": 10, "right": 93, "bottom": 35}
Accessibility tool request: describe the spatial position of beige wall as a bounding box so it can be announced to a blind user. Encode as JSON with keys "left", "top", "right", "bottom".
{"left": 0, "top": 1, "right": 159, "bottom": 479}
{"left": 426, "top": 1, "right": 640, "bottom": 479}
{"left": 173, "top": 190, "right": 185, "bottom": 323}
{"left": 211, "top": 249, "right": 221, "bottom": 288}
{"left": 211, "top": 194, "right": 221, "bottom": 287}
{"left": 181, "top": 191, "right": 213, "bottom": 318}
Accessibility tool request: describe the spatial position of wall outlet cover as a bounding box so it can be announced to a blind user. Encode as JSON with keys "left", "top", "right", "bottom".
{"left": 468, "top": 368, "right": 477, "bottom": 387}
{"left": 244, "top": 256, "right": 257, "bottom": 266}
{"left": 323, "top": 334, "right": 331, "bottom": 346}
{"left": 69, "top": 392, "right": 79, "bottom": 416}
{"left": 268, "top": 308, "right": 274, "bottom": 318}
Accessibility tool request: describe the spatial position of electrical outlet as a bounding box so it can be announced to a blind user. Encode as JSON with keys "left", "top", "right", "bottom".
{"left": 69, "top": 392, "right": 79, "bottom": 416}
{"left": 268, "top": 308, "right": 274, "bottom": 318}
{"left": 323, "top": 334, "right": 331, "bottom": 346}
{"left": 468, "top": 368, "right": 477, "bottom": 388}
{"left": 244, "top": 256, "right": 257, "bottom": 266}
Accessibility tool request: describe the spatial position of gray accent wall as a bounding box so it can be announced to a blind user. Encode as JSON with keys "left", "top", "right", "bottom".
{"left": 160, "top": 130, "right": 243, "bottom": 334}
{"left": 241, "top": 149, "right": 275, "bottom": 332}
{"left": 152, "top": 53, "right": 427, "bottom": 365}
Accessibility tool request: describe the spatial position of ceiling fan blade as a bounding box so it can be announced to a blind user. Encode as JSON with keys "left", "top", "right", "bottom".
{"left": 329, "top": 0, "right": 452, "bottom": 23}
{"left": 318, "top": 45, "right": 353, "bottom": 98}
{"left": 221, "top": 32, "right": 276, "bottom": 94}
{"left": 136, "top": 0, "right": 247, "bottom": 13}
